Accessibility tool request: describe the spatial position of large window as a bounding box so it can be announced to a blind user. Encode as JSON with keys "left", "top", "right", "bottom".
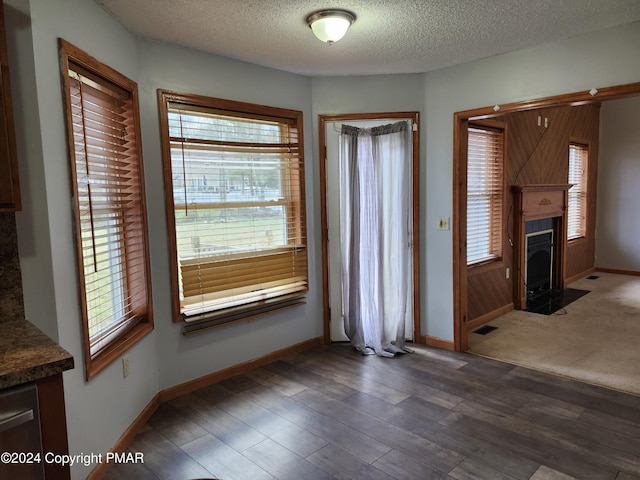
{"left": 568, "top": 142, "right": 588, "bottom": 240}
{"left": 60, "top": 40, "right": 153, "bottom": 379}
{"left": 467, "top": 124, "right": 505, "bottom": 265}
{"left": 158, "top": 91, "right": 307, "bottom": 328}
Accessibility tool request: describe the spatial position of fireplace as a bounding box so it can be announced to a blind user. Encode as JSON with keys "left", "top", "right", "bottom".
{"left": 525, "top": 225, "right": 555, "bottom": 301}
{"left": 512, "top": 185, "right": 571, "bottom": 309}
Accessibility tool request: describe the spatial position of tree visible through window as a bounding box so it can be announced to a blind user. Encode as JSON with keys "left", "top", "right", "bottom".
{"left": 568, "top": 142, "right": 588, "bottom": 240}
{"left": 158, "top": 91, "right": 307, "bottom": 327}
{"left": 60, "top": 40, "right": 153, "bottom": 379}
{"left": 467, "top": 124, "right": 504, "bottom": 265}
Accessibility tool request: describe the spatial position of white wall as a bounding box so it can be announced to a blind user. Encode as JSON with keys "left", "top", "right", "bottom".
{"left": 5, "top": 0, "right": 56, "bottom": 339}
{"left": 7, "top": 0, "right": 640, "bottom": 476}
{"left": 9, "top": 1, "right": 319, "bottom": 478}
{"left": 311, "top": 74, "right": 428, "bottom": 333}
{"left": 7, "top": 1, "right": 159, "bottom": 479}
{"left": 311, "top": 22, "right": 640, "bottom": 341}
{"left": 597, "top": 97, "right": 640, "bottom": 271}
{"left": 422, "top": 21, "right": 640, "bottom": 340}
{"left": 136, "top": 39, "right": 320, "bottom": 390}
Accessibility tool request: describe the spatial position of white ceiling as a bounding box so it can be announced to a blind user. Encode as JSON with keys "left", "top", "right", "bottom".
{"left": 95, "top": 0, "right": 640, "bottom": 77}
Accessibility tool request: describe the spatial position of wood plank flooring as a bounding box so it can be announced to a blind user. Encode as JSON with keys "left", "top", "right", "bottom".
{"left": 104, "top": 344, "right": 640, "bottom": 480}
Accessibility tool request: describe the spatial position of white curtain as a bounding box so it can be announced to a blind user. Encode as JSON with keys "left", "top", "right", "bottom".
{"left": 339, "top": 121, "right": 413, "bottom": 357}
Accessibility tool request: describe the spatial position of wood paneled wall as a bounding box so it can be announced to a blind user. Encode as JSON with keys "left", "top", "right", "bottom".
{"left": 467, "top": 104, "right": 600, "bottom": 322}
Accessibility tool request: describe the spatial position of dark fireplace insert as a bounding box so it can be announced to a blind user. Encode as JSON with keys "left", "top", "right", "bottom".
{"left": 525, "top": 227, "right": 554, "bottom": 301}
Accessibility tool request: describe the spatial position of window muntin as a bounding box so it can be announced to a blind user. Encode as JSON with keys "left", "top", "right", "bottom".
{"left": 159, "top": 92, "right": 307, "bottom": 323}
{"left": 467, "top": 125, "right": 505, "bottom": 265}
{"left": 61, "top": 40, "right": 153, "bottom": 379}
{"left": 568, "top": 143, "right": 588, "bottom": 241}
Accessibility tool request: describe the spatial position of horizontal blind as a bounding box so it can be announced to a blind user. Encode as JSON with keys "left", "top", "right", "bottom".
{"left": 167, "top": 102, "right": 307, "bottom": 319}
{"left": 568, "top": 143, "right": 588, "bottom": 240}
{"left": 467, "top": 126, "right": 504, "bottom": 265}
{"left": 68, "top": 63, "right": 148, "bottom": 357}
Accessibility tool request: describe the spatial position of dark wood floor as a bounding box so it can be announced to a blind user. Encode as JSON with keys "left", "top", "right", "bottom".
{"left": 104, "top": 344, "right": 640, "bottom": 480}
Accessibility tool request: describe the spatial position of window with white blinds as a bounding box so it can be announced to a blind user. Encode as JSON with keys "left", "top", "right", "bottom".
{"left": 158, "top": 91, "right": 307, "bottom": 325}
{"left": 568, "top": 143, "right": 588, "bottom": 240}
{"left": 467, "top": 125, "right": 505, "bottom": 265}
{"left": 60, "top": 40, "right": 153, "bottom": 379}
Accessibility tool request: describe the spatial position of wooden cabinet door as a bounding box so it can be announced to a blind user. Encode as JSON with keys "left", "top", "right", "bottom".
{"left": 0, "top": 1, "right": 21, "bottom": 212}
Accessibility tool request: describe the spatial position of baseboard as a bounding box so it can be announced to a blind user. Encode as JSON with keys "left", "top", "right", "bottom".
{"left": 159, "top": 336, "right": 323, "bottom": 402}
{"left": 86, "top": 393, "right": 161, "bottom": 480}
{"left": 565, "top": 267, "right": 596, "bottom": 284}
{"left": 595, "top": 267, "right": 640, "bottom": 277}
{"left": 416, "top": 334, "right": 455, "bottom": 351}
{"left": 88, "top": 336, "right": 323, "bottom": 479}
{"left": 464, "top": 303, "right": 514, "bottom": 332}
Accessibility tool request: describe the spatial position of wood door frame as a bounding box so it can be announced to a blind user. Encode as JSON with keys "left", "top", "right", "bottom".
{"left": 318, "top": 112, "right": 421, "bottom": 344}
{"left": 453, "top": 81, "right": 640, "bottom": 352}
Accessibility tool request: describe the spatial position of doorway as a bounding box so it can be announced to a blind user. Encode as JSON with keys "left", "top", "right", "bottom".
{"left": 318, "top": 112, "right": 421, "bottom": 345}
{"left": 453, "top": 81, "right": 640, "bottom": 352}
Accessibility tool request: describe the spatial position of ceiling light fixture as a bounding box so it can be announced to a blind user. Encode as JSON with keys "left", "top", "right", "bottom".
{"left": 306, "top": 9, "right": 356, "bottom": 45}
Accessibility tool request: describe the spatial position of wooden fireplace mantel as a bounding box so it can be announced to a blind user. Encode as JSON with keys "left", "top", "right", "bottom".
{"left": 512, "top": 184, "right": 572, "bottom": 309}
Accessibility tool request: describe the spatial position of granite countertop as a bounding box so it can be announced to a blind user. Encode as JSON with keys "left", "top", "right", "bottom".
{"left": 0, "top": 319, "right": 74, "bottom": 389}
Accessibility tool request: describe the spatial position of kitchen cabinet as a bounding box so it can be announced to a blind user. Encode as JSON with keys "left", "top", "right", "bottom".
{"left": 0, "top": 320, "right": 74, "bottom": 479}
{"left": 0, "top": 1, "right": 21, "bottom": 212}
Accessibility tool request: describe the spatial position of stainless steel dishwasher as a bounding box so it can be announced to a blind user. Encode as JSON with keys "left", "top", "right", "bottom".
{"left": 0, "top": 382, "right": 45, "bottom": 479}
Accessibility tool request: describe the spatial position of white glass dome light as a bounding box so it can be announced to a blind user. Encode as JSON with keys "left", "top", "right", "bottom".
{"left": 306, "top": 9, "right": 356, "bottom": 45}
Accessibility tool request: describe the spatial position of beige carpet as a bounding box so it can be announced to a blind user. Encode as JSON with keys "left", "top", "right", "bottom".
{"left": 468, "top": 272, "right": 640, "bottom": 396}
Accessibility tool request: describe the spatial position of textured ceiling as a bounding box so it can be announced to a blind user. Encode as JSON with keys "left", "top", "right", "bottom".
{"left": 95, "top": 0, "right": 640, "bottom": 77}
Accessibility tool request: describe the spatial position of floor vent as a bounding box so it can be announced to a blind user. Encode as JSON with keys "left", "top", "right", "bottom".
{"left": 587, "top": 275, "right": 600, "bottom": 280}
{"left": 473, "top": 325, "right": 498, "bottom": 335}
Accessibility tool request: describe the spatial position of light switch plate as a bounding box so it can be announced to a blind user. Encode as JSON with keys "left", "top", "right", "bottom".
{"left": 438, "top": 217, "right": 450, "bottom": 230}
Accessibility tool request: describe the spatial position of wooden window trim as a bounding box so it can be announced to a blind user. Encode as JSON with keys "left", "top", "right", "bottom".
{"left": 157, "top": 90, "right": 308, "bottom": 327}
{"left": 59, "top": 39, "right": 153, "bottom": 380}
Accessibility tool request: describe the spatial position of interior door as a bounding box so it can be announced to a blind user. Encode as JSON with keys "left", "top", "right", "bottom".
{"left": 325, "top": 118, "right": 414, "bottom": 342}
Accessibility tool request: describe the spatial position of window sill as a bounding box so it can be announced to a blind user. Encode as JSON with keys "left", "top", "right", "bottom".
{"left": 181, "top": 293, "right": 306, "bottom": 335}
{"left": 467, "top": 258, "right": 504, "bottom": 276}
{"left": 568, "top": 236, "right": 588, "bottom": 246}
